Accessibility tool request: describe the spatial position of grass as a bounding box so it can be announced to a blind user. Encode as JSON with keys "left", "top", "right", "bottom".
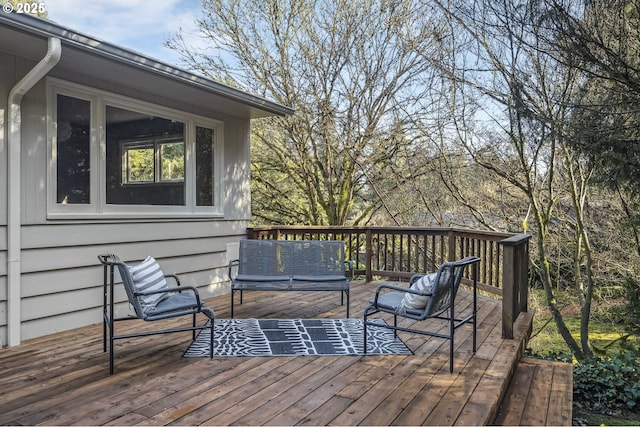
{"left": 527, "top": 290, "right": 638, "bottom": 358}
{"left": 526, "top": 289, "right": 640, "bottom": 425}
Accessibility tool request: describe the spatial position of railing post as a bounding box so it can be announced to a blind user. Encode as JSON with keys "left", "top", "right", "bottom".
{"left": 516, "top": 241, "right": 529, "bottom": 313}
{"left": 365, "top": 228, "right": 373, "bottom": 282}
{"left": 499, "top": 234, "right": 531, "bottom": 339}
{"left": 502, "top": 243, "right": 516, "bottom": 339}
{"left": 447, "top": 230, "right": 457, "bottom": 262}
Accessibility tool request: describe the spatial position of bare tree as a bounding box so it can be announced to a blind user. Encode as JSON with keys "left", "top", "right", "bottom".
{"left": 169, "top": 0, "right": 446, "bottom": 225}
{"left": 545, "top": 0, "right": 640, "bottom": 256}
{"left": 428, "top": 0, "right": 607, "bottom": 359}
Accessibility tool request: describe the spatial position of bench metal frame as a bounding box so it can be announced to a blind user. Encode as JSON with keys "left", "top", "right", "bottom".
{"left": 228, "top": 240, "right": 353, "bottom": 317}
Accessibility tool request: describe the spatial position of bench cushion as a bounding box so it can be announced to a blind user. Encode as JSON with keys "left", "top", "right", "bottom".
{"left": 235, "top": 274, "right": 291, "bottom": 282}
{"left": 292, "top": 275, "right": 347, "bottom": 282}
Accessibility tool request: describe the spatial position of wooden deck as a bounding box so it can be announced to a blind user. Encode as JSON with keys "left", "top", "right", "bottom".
{"left": 0, "top": 280, "right": 537, "bottom": 426}
{"left": 495, "top": 357, "right": 573, "bottom": 426}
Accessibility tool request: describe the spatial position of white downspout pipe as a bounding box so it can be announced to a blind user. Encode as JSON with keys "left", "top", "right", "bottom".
{"left": 7, "top": 37, "right": 61, "bottom": 347}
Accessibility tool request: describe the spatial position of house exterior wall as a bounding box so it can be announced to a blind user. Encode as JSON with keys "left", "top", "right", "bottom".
{"left": 0, "top": 54, "right": 7, "bottom": 347}
{"left": 0, "top": 49, "right": 252, "bottom": 344}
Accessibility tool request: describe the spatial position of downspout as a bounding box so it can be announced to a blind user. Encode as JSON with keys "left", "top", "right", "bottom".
{"left": 6, "top": 37, "right": 61, "bottom": 347}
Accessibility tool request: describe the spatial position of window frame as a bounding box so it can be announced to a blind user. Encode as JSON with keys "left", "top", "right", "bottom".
{"left": 47, "top": 78, "right": 224, "bottom": 219}
{"left": 121, "top": 139, "right": 155, "bottom": 184}
{"left": 121, "top": 136, "right": 185, "bottom": 185}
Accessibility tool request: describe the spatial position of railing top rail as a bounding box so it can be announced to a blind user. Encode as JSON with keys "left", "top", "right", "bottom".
{"left": 499, "top": 233, "right": 531, "bottom": 245}
{"left": 248, "top": 225, "right": 515, "bottom": 240}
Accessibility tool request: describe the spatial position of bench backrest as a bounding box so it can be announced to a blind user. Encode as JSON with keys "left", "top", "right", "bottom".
{"left": 291, "top": 240, "right": 346, "bottom": 277}
{"left": 238, "top": 240, "right": 346, "bottom": 277}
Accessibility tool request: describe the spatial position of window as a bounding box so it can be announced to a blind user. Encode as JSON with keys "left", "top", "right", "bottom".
{"left": 159, "top": 140, "right": 185, "bottom": 181}
{"left": 49, "top": 80, "right": 223, "bottom": 217}
{"left": 121, "top": 138, "right": 185, "bottom": 184}
{"left": 122, "top": 142, "right": 155, "bottom": 183}
{"left": 196, "top": 126, "right": 215, "bottom": 206}
{"left": 56, "top": 94, "right": 91, "bottom": 204}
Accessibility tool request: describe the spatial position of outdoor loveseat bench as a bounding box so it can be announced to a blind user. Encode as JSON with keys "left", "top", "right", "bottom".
{"left": 228, "top": 239, "right": 353, "bottom": 317}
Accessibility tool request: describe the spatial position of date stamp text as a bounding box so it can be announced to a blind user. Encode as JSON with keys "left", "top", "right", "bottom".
{"left": 3, "top": 2, "right": 47, "bottom": 15}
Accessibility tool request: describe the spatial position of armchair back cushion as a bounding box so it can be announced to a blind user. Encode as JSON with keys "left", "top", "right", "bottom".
{"left": 127, "top": 256, "right": 167, "bottom": 309}
{"left": 399, "top": 269, "right": 452, "bottom": 312}
{"left": 400, "top": 272, "right": 436, "bottom": 310}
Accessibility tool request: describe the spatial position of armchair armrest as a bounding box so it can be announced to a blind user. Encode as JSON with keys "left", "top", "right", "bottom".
{"left": 344, "top": 260, "right": 354, "bottom": 278}
{"left": 164, "top": 274, "right": 181, "bottom": 287}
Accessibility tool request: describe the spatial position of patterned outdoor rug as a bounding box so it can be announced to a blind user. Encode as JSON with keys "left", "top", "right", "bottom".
{"left": 184, "top": 318, "right": 412, "bottom": 357}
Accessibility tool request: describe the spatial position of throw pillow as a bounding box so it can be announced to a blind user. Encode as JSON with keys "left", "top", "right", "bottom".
{"left": 399, "top": 272, "right": 437, "bottom": 311}
{"left": 127, "top": 256, "right": 168, "bottom": 309}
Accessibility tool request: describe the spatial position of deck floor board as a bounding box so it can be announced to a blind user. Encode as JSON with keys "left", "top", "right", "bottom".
{"left": 0, "top": 280, "right": 541, "bottom": 426}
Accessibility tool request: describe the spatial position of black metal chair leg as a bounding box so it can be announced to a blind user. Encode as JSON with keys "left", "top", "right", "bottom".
{"left": 109, "top": 331, "right": 115, "bottom": 375}
{"left": 393, "top": 315, "right": 398, "bottom": 339}
{"left": 192, "top": 313, "right": 197, "bottom": 340}
{"left": 363, "top": 316, "right": 368, "bottom": 354}
{"left": 346, "top": 291, "right": 350, "bottom": 318}
{"left": 209, "top": 318, "right": 214, "bottom": 359}
{"left": 231, "top": 291, "right": 235, "bottom": 318}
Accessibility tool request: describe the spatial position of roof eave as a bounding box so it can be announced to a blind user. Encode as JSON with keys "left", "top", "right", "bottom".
{"left": 0, "top": 12, "right": 294, "bottom": 118}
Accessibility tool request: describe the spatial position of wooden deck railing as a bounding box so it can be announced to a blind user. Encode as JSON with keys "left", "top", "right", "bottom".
{"left": 247, "top": 226, "right": 530, "bottom": 339}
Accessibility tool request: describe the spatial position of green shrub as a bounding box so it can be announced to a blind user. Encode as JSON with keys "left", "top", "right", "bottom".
{"left": 622, "top": 277, "right": 640, "bottom": 335}
{"left": 573, "top": 352, "right": 640, "bottom": 415}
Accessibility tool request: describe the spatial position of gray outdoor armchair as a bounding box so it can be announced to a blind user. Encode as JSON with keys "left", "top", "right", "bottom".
{"left": 363, "top": 256, "right": 481, "bottom": 373}
{"left": 98, "top": 254, "right": 214, "bottom": 374}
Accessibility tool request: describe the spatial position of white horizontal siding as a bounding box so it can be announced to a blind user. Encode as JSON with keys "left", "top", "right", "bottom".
{"left": 21, "top": 220, "right": 248, "bottom": 249}
{"left": 21, "top": 229, "right": 244, "bottom": 272}
{"left": 16, "top": 229, "right": 240, "bottom": 341}
{"left": 20, "top": 251, "right": 231, "bottom": 299}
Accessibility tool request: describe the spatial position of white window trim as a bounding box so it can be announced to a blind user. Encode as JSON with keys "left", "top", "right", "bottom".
{"left": 47, "top": 78, "right": 224, "bottom": 219}
{"left": 121, "top": 136, "right": 185, "bottom": 184}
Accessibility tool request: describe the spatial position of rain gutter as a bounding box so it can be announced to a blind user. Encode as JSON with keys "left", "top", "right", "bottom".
{"left": 6, "top": 37, "right": 61, "bottom": 346}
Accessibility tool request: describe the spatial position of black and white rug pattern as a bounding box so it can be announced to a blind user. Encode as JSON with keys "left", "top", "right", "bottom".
{"left": 184, "top": 318, "right": 412, "bottom": 357}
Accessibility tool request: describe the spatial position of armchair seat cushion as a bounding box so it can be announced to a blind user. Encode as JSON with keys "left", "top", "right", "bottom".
{"left": 128, "top": 256, "right": 167, "bottom": 309}
{"left": 372, "top": 292, "right": 425, "bottom": 317}
{"left": 144, "top": 292, "right": 200, "bottom": 316}
{"left": 371, "top": 292, "right": 404, "bottom": 311}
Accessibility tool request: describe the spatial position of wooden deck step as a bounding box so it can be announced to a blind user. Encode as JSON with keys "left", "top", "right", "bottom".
{"left": 494, "top": 357, "right": 573, "bottom": 426}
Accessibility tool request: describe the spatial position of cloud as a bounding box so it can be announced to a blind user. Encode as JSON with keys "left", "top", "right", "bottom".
{"left": 44, "top": 0, "right": 203, "bottom": 66}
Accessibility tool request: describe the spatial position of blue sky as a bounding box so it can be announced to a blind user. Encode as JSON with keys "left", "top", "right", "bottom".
{"left": 44, "top": 0, "right": 205, "bottom": 67}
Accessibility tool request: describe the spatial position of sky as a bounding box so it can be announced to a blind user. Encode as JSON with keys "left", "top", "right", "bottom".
{"left": 43, "top": 0, "right": 205, "bottom": 67}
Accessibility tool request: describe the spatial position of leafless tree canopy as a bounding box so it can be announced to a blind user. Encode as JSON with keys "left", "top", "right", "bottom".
{"left": 170, "top": 0, "right": 449, "bottom": 226}
{"left": 169, "top": 0, "right": 640, "bottom": 358}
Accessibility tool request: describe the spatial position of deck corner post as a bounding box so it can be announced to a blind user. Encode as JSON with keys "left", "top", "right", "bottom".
{"left": 500, "top": 234, "right": 531, "bottom": 339}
